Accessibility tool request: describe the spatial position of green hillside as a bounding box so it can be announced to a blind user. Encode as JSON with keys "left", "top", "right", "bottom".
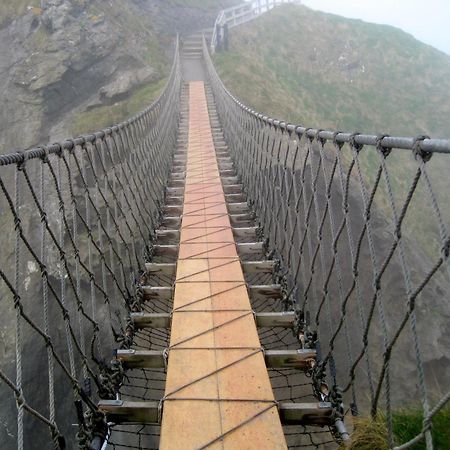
{"left": 214, "top": 4, "right": 450, "bottom": 138}
{"left": 214, "top": 4, "right": 450, "bottom": 258}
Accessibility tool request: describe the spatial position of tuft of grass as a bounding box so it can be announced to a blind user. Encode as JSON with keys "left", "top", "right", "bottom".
{"left": 343, "top": 415, "right": 389, "bottom": 450}
{"left": 341, "top": 409, "right": 450, "bottom": 449}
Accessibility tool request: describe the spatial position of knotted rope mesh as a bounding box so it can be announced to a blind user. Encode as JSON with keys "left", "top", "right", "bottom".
{"left": 0, "top": 39, "right": 181, "bottom": 450}
{"left": 203, "top": 39, "right": 450, "bottom": 449}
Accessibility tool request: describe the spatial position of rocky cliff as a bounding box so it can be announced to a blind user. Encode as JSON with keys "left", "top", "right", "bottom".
{"left": 0, "top": 0, "right": 239, "bottom": 152}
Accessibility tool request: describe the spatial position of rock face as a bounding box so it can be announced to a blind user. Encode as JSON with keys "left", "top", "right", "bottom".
{"left": 0, "top": 0, "right": 240, "bottom": 152}
{"left": 1, "top": 0, "right": 149, "bottom": 150}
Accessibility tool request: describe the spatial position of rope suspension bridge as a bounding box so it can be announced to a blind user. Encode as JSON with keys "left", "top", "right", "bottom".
{"left": 1, "top": 4, "right": 449, "bottom": 449}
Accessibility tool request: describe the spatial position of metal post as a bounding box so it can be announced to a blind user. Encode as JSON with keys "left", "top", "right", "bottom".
{"left": 217, "top": 24, "right": 222, "bottom": 52}
{"left": 223, "top": 23, "right": 229, "bottom": 51}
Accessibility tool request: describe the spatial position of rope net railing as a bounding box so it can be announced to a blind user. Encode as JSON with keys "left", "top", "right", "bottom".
{"left": 203, "top": 39, "right": 450, "bottom": 449}
{"left": 0, "top": 38, "right": 181, "bottom": 450}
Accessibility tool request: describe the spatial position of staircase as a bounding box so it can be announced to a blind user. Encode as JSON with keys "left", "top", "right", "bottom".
{"left": 182, "top": 32, "right": 209, "bottom": 60}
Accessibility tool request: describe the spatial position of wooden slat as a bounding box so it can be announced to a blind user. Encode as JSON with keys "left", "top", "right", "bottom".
{"left": 116, "top": 349, "right": 165, "bottom": 369}
{"left": 219, "top": 168, "right": 235, "bottom": 177}
{"left": 141, "top": 286, "right": 173, "bottom": 301}
{"left": 248, "top": 284, "right": 281, "bottom": 301}
{"left": 165, "top": 195, "right": 183, "bottom": 205}
{"left": 225, "top": 192, "right": 246, "bottom": 202}
{"left": 229, "top": 213, "right": 254, "bottom": 226}
{"left": 256, "top": 311, "right": 295, "bottom": 328}
{"left": 131, "top": 312, "right": 295, "bottom": 330}
{"left": 130, "top": 312, "right": 171, "bottom": 328}
{"left": 236, "top": 241, "right": 265, "bottom": 256}
{"left": 279, "top": 402, "right": 333, "bottom": 426}
{"left": 98, "top": 400, "right": 334, "bottom": 427}
{"left": 232, "top": 226, "right": 258, "bottom": 238}
{"left": 152, "top": 242, "right": 265, "bottom": 258}
{"left": 98, "top": 400, "right": 159, "bottom": 424}
{"left": 145, "top": 263, "right": 176, "bottom": 277}
{"left": 265, "top": 349, "right": 316, "bottom": 369}
{"left": 167, "top": 186, "right": 184, "bottom": 195}
{"left": 153, "top": 244, "right": 179, "bottom": 258}
{"left": 223, "top": 184, "right": 243, "bottom": 194}
{"left": 221, "top": 176, "right": 239, "bottom": 185}
{"left": 156, "top": 229, "right": 180, "bottom": 241}
{"left": 242, "top": 260, "right": 275, "bottom": 274}
{"left": 163, "top": 205, "right": 183, "bottom": 215}
{"left": 161, "top": 216, "right": 182, "bottom": 228}
{"left": 115, "top": 349, "right": 315, "bottom": 370}
{"left": 227, "top": 202, "right": 249, "bottom": 213}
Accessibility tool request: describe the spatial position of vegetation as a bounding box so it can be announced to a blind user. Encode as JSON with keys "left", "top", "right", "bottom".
{"left": 392, "top": 409, "right": 450, "bottom": 450}
{"left": 344, "top": 414, "right": 389, "bottom": 450}
{"left": 214, "top": 5, "right": 450, "bottom": 138}
{"left": 72, "top": 78, "right": 167, "bottom": 136}
{"left": 342, "top": 409, "right": 450, "bottom": 449}
{"left": 213, "top": 4, "right": 450, "bottom": 258}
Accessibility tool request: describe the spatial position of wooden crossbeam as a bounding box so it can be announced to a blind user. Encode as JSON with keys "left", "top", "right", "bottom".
{"left": 152, "top": 242, "right": 264, "bottom": 258}
{"left": 145, "top": 263, "right": 177, "bottom": 277}
{"left": 141, "top": 286, "right": 173, "bottom": 301}
{"left": 248, "top": 284, "right": 282, "bottom": 300}
{"left": 157, "top": 227, "right": 261, "bottom": 241}
{"left": 227, "top": 202, "right": 249, "bottom": 213}
{"left": 232, "top": 226, "right": 259, "bottom": 238}
{"left": 279, "top": 402, "right": 334, "bottom": 426}
{"left": 223, "top": 184, "right": 244, "bottom": 194}
{"left": 241, "top": 260, "right": 275, "bottom": 274}
{"left": 153, "top": 244, "right": 179, "bottom": 258}
{"left": 130, "top": 311, "right": 295, "bottom": 329}
{"left": 99, "top": 400, "right": 159, "bottom": 424}
{"left": 98, "top": 400, "right": 333, "bottom": 427}
{"left": 115, "top": 349, "right": 315, "bottom": 370}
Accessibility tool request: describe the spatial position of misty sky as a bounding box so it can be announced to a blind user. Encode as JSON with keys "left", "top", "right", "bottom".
{"left": 301, "top": 0, "right": 450, "bottom": 55}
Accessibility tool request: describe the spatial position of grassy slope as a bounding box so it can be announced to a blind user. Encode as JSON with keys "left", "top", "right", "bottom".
{"left": 214, "top": 5, "right": 450, "bottom": 138}
{"left": 73, "top": 78, "right": 167, "bottom": 135}
{"left": 214, "top": 4, "right": 450, "bottom": 258}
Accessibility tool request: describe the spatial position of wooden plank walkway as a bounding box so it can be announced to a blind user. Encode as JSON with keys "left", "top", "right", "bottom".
{"left": 159, "top": 81, "right": 287, "bottom": 449}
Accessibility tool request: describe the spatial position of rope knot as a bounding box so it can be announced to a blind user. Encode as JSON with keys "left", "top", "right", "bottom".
{"left": 39, "top": 146, "right": 50, "bottom": 163}
{"left": 16, "top": 150, "right": 28, "bottom": 171}
{"left": 315, "top": 129, "right": 326, "bottom": 145}
{"left": 413, "top": 135, "right": 432, "bottom": 162}
{"left": 331, "top": 131, "right": 344, "bottom": 149}
{"left": 349, "top": 133, "right": 363, "bottom": 152}
{"left": 376, "top": 134, "right": 392, "bottom": 158}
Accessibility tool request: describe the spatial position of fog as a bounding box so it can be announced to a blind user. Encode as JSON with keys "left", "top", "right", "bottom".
{"left": 301, "top": 0, "right": 450, "bottom": 55}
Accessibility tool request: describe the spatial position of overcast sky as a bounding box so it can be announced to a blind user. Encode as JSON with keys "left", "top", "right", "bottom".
{"left": 300, "top": 0, "right": 450, "bottom": 55}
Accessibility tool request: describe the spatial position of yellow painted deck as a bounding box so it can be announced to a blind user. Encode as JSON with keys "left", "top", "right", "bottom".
{"left": 159, "top": 82, "right": 287, "bottom": 449}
